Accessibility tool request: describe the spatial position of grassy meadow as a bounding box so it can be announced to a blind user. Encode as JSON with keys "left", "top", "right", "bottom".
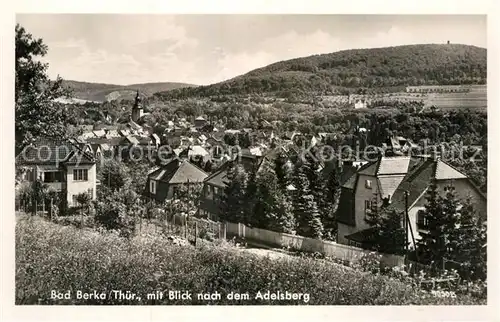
{"left": 14, "top": 214, "right": 486, "bottom": 305}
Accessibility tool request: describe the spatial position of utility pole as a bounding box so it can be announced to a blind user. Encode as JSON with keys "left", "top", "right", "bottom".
{"left": 404, "top": 191, "right": 409, "bottom": 255}
{"left": 404, "top": 190, "right": 419, "bottom": 262}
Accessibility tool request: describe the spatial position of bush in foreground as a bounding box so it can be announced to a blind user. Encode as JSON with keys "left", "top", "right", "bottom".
{"left": 15, "top": 216, "right": 485, "bottom": 305}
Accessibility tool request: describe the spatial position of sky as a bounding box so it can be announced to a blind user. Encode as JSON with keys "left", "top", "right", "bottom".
{"left": 16, "top": 14, "right": 487, "bottom": 86}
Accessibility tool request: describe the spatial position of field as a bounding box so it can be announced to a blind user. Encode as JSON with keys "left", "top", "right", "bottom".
{"left": 424, "top": 91, "right": 487, "bottom": 110}
{"left": 15, "top": 214, "right": 485, "bottom": 305}
{"left": 319, "top": 85, "right": 487, "bottom": 110}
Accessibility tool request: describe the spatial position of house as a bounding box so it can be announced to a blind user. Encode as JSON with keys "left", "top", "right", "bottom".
{"left": 384, "top": 136, "right": 416, "bottom": 156}
{"left": 336, "top": 156, "right": 486, "bottom": 249}
{"left": 92, "top": 129, "right": 106, "bottom": 138}
{"left": 198, "top": 154, "right": 267, "bottom": 220}
{"left": 105, "top": 129, "right": 121, "bottom": 139}
{"left": 194, "top": 116, "right": 207, "bottom": 129}
{"left": 174, "top": 145, "right": 210, "bottom": 161}
{"left": 15, "top": 139, "right": 97, "bottom": 208}
{"left": 225, "top": 129, "right": 241, "bottom": 135}
{"left": 121, "top": 135, "right": 140, "bottom": 146}
{"left": 74, "top": 142, "right": 104, "bottom": 161}
{"left": 150, "top": 133, "right": 161, "bottom": 148}
{"left": 354, "top": 100, "right": 367, "bottom": 109}
{"left": 144, "top": 159, "right": 208, "bottom": 203}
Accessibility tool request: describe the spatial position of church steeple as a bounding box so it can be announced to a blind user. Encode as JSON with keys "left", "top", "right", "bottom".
{"left": 131, "top": 90, "right": 143, "bottom": 122}
{"left": 134, "top": 90, "right": 142, "bottom": 107}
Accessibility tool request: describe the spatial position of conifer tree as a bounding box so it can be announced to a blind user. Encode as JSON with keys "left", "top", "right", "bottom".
{"left": 220, "top": 163, "right": 248, "bottom": 223}
{"left": 417, "top": 181, "right": 460, "bottom": 267}
{"left": 274, "top": 153, "right": 291, "bottom": 192}
{"left": 292, "top": 163, "right": 324, "bottom": 239}
{"left": 449, "top": 198, "right": 487, "bottom": 280}
{"left": 244, "top": 171, "right": 260, "bottom": 226}
{"left": 320, "top": 162, "right": 342, "bottom": 239}
{"left": 252, "top": 163, "right": 296, "bottom": 233}
{"left": 365, "top": 206, "right": 406, "bottom": 255}
{"left": 270, "top": 189, "right": 295, "bottom": 234}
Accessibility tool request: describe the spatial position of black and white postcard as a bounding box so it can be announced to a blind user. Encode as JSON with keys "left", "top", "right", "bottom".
{"left": 1, "top": 1, "right": 497, "bottom": 321}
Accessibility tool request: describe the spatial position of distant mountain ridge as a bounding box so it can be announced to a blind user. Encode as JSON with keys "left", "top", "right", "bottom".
{"left": 155, "top": 44, "right": 486, "bottom": 99}
{"left": 62, "top": 80, "right": 196, "bottom": 102}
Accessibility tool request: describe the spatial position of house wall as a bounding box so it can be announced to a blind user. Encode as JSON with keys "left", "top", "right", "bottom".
{"left": 65, "top": 164, "right": 96, "bottom": 206}
{"left": 354, "top": 174, "right": 378, "bottom": 231}
{"left": 437, "top": 179, "right": 486, "bottom": 218}
{"left": 146, "top": 178, "right": 170, "bottom": 202}
{"left": 199, "top": 183, "right": 223, "bottom": 220}
{"left": 406, "top": 178, "right": 487, "bottom": 247}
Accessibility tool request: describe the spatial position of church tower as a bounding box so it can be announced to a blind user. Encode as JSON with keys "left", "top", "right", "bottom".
{"left": 131, "top": 90, "right": 143, "bottom": 122}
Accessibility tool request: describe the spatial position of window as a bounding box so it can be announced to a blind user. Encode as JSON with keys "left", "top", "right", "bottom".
{"left": 72, "top": 195, "right": 78, "bottom": 206}
{"left": 205, "top": 185, "right": 213, "bottom": 199}
{"left": 44, "top": 171, "right": 62, "bottom": 183}
{"left": 417, "top": 210, "right": 429, "bottom": 230}
{"left": 150, "top": 180, "right": 156, "bottom": 194}
{"left": 26, "top": 169, "right": 35, "bottom": 181}
{"left": 365, "top": 199, "right": 378, "bottom": 219}
{"left": 365, "top": 180, "right": 372, "bottom": 189}
{"left": 364, "top": 200, "right": 371, "bottom": 218}
{"left": 73, "top": 169, "right": 88, "bottom": 181}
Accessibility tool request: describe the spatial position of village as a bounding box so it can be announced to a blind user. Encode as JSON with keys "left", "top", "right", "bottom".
{"left": 15, "top": 89, "right": 486, "bottom": 258}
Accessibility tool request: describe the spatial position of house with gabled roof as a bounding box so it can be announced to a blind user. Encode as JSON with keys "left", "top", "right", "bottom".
{"left": 15, "top": 139, "right": 97, "bottom": 208}
{"left": 337, "top": 156, "right": 486, "bottom": 249}
{"left": 198, "top": 152, "right": 268, "bottom": 221}
{"left": 194, "top": 116, "right": 207, "bottom": 129}
{"left": 144, "top": 159, "right": 208, "bottom": 203}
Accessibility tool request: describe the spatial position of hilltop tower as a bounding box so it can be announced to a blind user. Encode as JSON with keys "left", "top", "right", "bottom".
{"left": 131, "top": 90, "right": 143, "bottom": 122}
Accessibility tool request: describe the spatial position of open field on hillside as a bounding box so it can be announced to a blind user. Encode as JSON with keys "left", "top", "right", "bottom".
{"left": 320, "top": 85, "right": 486, "bottom": 110}
{"left": 15, "top": 214, "right": 485, "bottom": 305}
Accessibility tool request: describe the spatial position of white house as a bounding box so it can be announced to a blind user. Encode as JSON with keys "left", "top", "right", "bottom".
{"left": 16, "top": 139, "right": 97, "bottom": 208}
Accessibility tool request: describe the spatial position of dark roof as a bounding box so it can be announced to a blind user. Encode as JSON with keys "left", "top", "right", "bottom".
{"left": 16, "top": 139, "right": 95, "bottom": 166}
{"left": 205, "top": 162, "right": 232, "bottom": 188}
{"left": 390, "top": 158, "right": 477, "bottom": 210}
{"left": 87, "top": 137, "right": 123, "bottom": 146}
{"left": 344, "top": 227, "right": 378, "bottom": 244}
{"left": 148, "top": 159, "right": 208, "bottom": 184}
{"left": 390, "top": 158, "right": 435, "bottom": 210}
{"left": 204, "top": 155, "right": 260, "bottom": 188}
{"left": 90, "top": 144, "right": 102, "bottom": 153}
{"left": 123, "top": 135, "right": 140, "bottom": 145}
{"left": 342, "top": 161, "right": 375, "bottom": 189}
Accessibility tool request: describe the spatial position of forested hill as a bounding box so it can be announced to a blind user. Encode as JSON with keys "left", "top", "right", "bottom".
{"left": 155, "top": 44, "right": 486, "bottom": 99}
{"left": 62, "top": 80, "right": 196, "bottom": 102}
